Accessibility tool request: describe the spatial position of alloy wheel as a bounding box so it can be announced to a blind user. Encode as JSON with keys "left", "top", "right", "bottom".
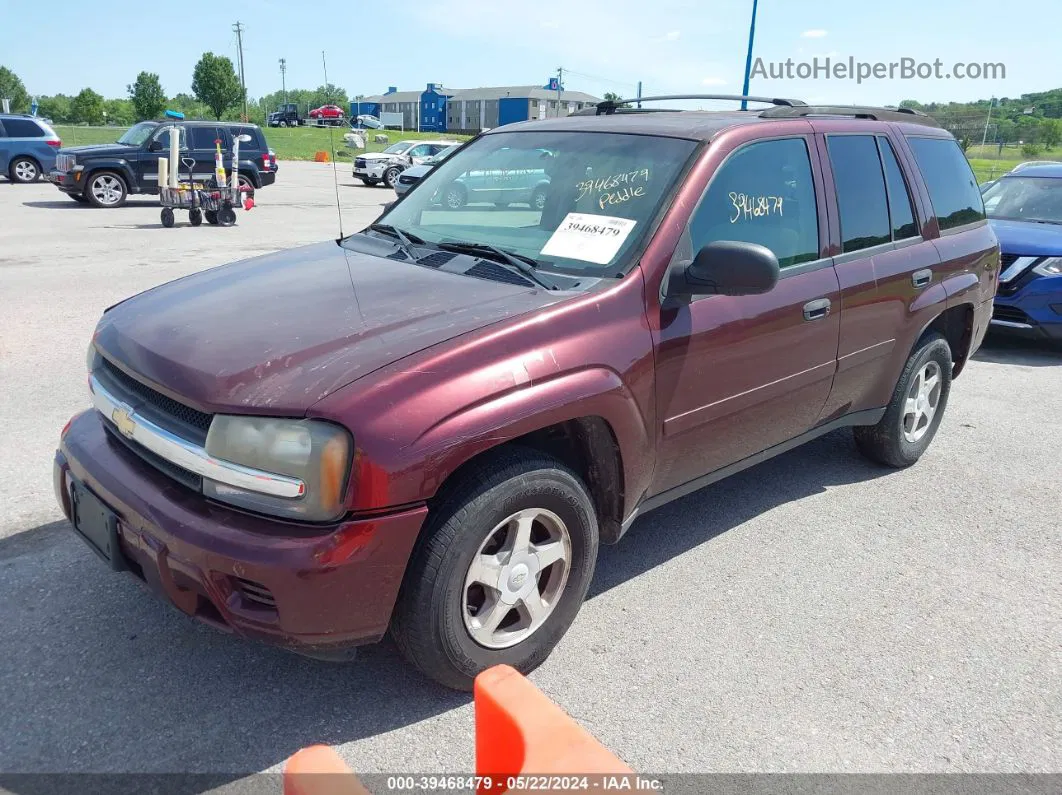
{"left": 13, "top": 160, "right": 38, "bottom": 182}
{"left": 902, "top": 361, "right": 942, "bottom": 443}
{"left": 90, "top": 175, "right": 124, "bottom": 206}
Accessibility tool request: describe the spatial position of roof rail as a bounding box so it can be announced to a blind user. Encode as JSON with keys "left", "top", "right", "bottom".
{"left": 593, "top": 94, "right": 806, "bottom": 115}
{"left": 759, "top": 104, "right": 941, "bottom": 127}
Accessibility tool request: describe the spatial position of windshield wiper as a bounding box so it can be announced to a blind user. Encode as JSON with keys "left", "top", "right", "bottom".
{"left": 436, "top": 241, "right": 556, "bottom": 290}
{"left": 367, "top": 223, "right": 423, "bottom": 259}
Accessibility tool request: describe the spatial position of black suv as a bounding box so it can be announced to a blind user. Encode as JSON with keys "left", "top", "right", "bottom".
{"left": 49, "top": 120, "right": 278, "bottom": 207}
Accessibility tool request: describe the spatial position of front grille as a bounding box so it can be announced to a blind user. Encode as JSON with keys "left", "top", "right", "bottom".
{"left": 104, "top": 422, "right": 203, "bottom": 492}
{"left": 992, "top": 304, "right": 1032, "bottom": 325}
{"left": 97, "top": 357, "right": 212, "bottom": 438}
{"left": 56, "top": 153, "right": 75, "bottom": 172}
{"left": 467, "top": 261, "right": 534, "bottom": 287}
{"left": 354, "top": 158, "right": 367, "bottom": 168}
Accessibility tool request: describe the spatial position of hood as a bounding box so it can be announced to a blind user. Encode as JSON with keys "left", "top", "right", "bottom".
{"left": 360, "top": 152, "right": 404, "bottom": 161}
{"left": 94, "top": 241, "right": 565, "bottom": 415}
{"left": 989, "top": 218, "right": 1062, "bottom": 257}
{"left": 60, "top": 143, "right": 130, "bottom": 157}
{"left": 401, "top": 165, "right": 432, "bottom": 179}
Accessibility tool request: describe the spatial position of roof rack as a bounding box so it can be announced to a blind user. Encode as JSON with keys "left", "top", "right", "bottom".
{"left": 759, "top": 104, "right": 941, "bottom": 127}
{"left": 591, "top": 94, "right": 806, "bottom": 115}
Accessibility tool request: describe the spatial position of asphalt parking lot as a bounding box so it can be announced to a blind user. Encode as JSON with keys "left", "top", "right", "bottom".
{"left": 1, "top": 161, "right": 1060, "bottom": 782}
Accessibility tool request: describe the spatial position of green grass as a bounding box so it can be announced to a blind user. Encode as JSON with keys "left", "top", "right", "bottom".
{"left": 965, "top": 144, "right": 1062, "bottom": 183}
{"left": 52, "top": 124, "right": 469, "bottom": 162}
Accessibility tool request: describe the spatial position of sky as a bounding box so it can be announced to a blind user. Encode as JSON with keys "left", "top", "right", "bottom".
{"left": 2, "top": 0, "right": 1060, "bottom": 109}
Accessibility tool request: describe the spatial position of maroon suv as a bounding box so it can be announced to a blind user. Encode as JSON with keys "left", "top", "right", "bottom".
{"left": 55, "top": 96, "right": 997, "bottom": 690}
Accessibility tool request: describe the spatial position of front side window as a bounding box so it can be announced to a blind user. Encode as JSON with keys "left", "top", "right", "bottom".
{"left": 151, "top": 126, "right": 188, "bottom": 151}
{"left": 384, "top": 142, "right": 414, "bottom": 155}
{"left": 360, "top": 130, "right": 697, "bottom": 276}
{"left": 981, "top": 176, "right": 1062, "bottom": 225}
{"left": 687, "top": 137, "right": 819, "bottom": 268}
{"left": 827, "top": 134, "right": 891, "bottom": 253}
{"left": 906, "top": 136, "right": 986, "bottom": 230}
{"left": 117, "top": 122, "right": 158, "bottom": 146}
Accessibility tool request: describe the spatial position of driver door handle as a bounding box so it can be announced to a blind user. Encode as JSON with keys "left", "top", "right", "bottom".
{"left": 803, "top": 298, "right": 831, "bottom": 321}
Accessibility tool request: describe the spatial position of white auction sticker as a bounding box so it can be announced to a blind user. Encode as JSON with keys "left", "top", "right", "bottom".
{"left": 540, "top": 213, "right": 637, "bottom": 265}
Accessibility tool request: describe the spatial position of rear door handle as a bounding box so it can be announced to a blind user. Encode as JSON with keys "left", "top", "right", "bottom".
{"left": 803, "top": 298, "right": 831, "bottom": 321}
{"left": 912, "top": 269, "right": 932, "bottom": 289}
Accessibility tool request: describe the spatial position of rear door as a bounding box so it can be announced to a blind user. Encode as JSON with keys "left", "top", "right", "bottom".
{"left": 650, "top": 135, "right": 841, "bottom": 494}
{"left": 0, "top": 120, "right": 9, "bottom": 173}
{"left": 189, "top": 125, "right": 227, "bottom": 184}
{"left": 815, "top": 130, "right": 943, "bottom": 420}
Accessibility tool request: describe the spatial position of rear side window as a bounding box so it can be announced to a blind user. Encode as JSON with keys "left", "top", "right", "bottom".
{"left": 906, "top": 137, "right": 985, "bottom": 230}
{"left": 826, "top": 135, "right": 890, "bottom": 253}
{"left": 190, "top": 127, "right": 225, "bottom": 150}
{"left": 229, "top": 126, "right": 262, "bottom": 151}
{"left": 688, "top": 137, "right": 819, "bottom": 268}
{"left": 877, "top": 137, "right": 918, "bottom": 240}
{"left": 3, "top": 118, "right": 45, "bottom": 137}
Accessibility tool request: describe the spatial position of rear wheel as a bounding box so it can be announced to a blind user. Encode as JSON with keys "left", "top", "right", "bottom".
{"left": 189, "top": 208, "right": 203, "bottom": 226}
{"left": 85, "top": 171, "right": 127, "bottom": 208}
{"left": 204, "top": 210, "right": 219, "bottom": 225}
{"left": 217, "top": 207, "right": 237, "bottom": 226}
{"left": 391, "top": 448, "right": 599, "bottom": 690}
{"left": 160, "top": 207, "right": 175, "bottom": 228}
{"left": 10, "top": 157, "right": 41, "bottom": 183}
{"left": 854, "top": 332, "right": 952, "bottom": 468}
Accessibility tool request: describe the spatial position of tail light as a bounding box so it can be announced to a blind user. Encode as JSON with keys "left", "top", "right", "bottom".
{"left": 48, "top": 139, "right": 62, "bottom": 147}
{"left": 262, "top": 151, "right": 275, "bottom": 170}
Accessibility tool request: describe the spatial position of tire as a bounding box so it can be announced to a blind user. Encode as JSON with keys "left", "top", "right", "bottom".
{"left": 390, "top": 447, "right": 599, "bottom": 690}
{"left": 278, "top": 120, "right": 288, "bottom": 128}
{"left": 68, "top": 193, "right": 88, "bottom": 204}
{"left": 189, "top": 208, "right": 203, "bottom": 227}
{"left": 237, "top": 173, "right": 255, "bottom": 191}
{"left": 383, "top": 166, "right": 402, "bottom": 189}
{"left": 531, "top": 186, "right": 549, "bottom": 211}
{"left": 217, "top": 207, "right": 237, "bottom": 226}
{"left": 854, "top": 332, "right": 952, "bottom": 468}
{"left": 204, "top": 210, "right": 219, "bottom": 225}
{"left": 359, "top": 178, "right": 379, "bottom": 186}
{"left": 443, "top": 183, "right": 466, "bottom": 210}
{"left": 160, "top": 207, "right": 175, "bottom": 228}
{"left": 9, "top": 157, "right": 41, "bottom": 183}
{"left": 85, "top": 171, "right": 128, "bottom": 208}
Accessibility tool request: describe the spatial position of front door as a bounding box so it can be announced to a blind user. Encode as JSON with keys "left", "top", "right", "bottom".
{"left": 651, "top": 136, "right": 841, "bottom": 495}
{"left": 141, "top": 124, "right": 188, "bottom": 190}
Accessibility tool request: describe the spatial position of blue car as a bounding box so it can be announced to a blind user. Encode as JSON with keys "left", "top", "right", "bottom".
{"left": 984, "top": 163, "right": 1062, "bottom": 344}
{"left": 0, "top": 114, "right": 61, "bottom": 183}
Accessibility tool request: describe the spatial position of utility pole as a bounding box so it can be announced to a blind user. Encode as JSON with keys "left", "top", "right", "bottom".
{"left": 279, "top": 58, "right": 287, "bottom": 106}
{"left": 556, "top": 67, "right": 563, "bottom": 118}
{"left": 740, "top": 0, "right": 759, "bottom": 110}
{"left": 233, "top": 21, "right": 247, "bottom": 120}
{"left": 980, "top": 97, "right": 996, "bottom": 154}
{"left": 636, "top": 81, "right": 643, "bottom": 108}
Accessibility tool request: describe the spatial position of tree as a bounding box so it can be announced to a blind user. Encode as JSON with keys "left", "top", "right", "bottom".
{"left": 1041, "top": 118, "right": 1062, "bottom": 150}
{"left": 602, "top": 91, "right": 630, "bottom": 108}
{"left": 0, "top": 66, "right": 30, "bottom": 113}
{"left": 37, "top": 94, "right": 72, "bottom": 124}
{"left": 127, "top": 71, "right": 166, "bottom": 121}
{"left": 70, "top": 88, "right": 105, "bottom": 125}
{"left": 311, "top": 83, "right": 349, "bottom": 109}
{"left": 191, "top": 52, "right": 243, "bottom": 120}
{"left": 104, "top": 98, "right": 135, "bottom": 126}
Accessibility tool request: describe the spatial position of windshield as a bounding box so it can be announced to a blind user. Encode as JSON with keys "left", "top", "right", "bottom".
{"left": 428, "top": 146, "right": 459, "bottom": 164}
{"left": 117, "top": 122, "right": 157, "bottom": 146}
{"left": 384, "top": 142, "right": 413, "bottom": 155}
{"left": 364, "top": 131, "right": 697, "bottom": 275}
{"left": 982, "top": 176, "right": 1062, "bottom": 224}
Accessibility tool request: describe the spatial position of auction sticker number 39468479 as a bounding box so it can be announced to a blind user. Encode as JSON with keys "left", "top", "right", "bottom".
{"left": 540, "top": 213, "right": 637, "bottom": 265}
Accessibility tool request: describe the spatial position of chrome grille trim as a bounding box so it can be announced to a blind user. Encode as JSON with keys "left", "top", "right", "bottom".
{"left": 89, "top": 374, "right": 305, "bottom": 499}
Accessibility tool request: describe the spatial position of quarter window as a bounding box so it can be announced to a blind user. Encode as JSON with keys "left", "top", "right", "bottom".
{"left": 688, "top": 138, "right": 819, "bottom": 268}
{"left": 906, "top": 136, "right": 986, "bottom": 230}
{"left": 2, "top": 118, "right": 45, "bottom": 137}
{"left": 827, "top": 135, "right": 891, "bottom": 253}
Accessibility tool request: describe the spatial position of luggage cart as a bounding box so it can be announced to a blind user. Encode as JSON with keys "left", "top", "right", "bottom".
{"left": 158, "top": 139, "right": 256, "bottom": 228}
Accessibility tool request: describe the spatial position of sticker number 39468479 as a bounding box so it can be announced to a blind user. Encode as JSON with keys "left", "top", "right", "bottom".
{"left": 540, "top": 213, "right": 638, "bottom": 265}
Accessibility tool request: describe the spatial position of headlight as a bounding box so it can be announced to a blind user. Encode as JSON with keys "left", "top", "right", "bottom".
{"left": 1033, "top": 257, "right": 1062, "bottom": 276}
{"left": 204, "top": 416, "right": 352, "bottom": 522}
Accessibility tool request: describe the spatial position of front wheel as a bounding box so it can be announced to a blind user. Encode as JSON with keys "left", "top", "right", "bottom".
{"left": 85, "top": 171, "right": 127, "bottom": 208}
{"left": 217, "top": 207, "right": 237, "bottom": 226}
{"left": 383, "top": 166, "right": 402, "bottom": 189}
{"left": 160, "top": 207, "right": 175, "bottom": 228}
{"left": 189, "top": 208, "right": 203, "bottom": 226}
{"left": 390, "top": 448, "right": 599, "bottom": 690}
{"left": 278, "top": 120, "right": 288, "bottom": 128}
{"left": 204, "top": 210, "right": 218, "bottom": 225}
{"left": 854, "top": 332, "right": 952, "bottom": 468}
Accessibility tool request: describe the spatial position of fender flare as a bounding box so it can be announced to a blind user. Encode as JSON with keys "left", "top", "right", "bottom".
{"left": 82, "top": 160, "right": 137, "bottom": 194}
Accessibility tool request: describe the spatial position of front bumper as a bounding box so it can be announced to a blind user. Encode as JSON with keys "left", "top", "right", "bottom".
{"left": 55, "top": 410, "right": 427, "bottom": 657}
{"left": 48, "top": 168, "right": 83, "bottom": 194}
{"left": 991, "top": 276, "right": 1062, "bottom": 342}
{"left": 353, "top": 161, "right": 390, "bottom": 180}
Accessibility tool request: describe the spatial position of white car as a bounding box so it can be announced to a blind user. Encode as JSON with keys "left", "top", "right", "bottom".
{"left": 353, "top": 140, "right": 462, "bottom": 188}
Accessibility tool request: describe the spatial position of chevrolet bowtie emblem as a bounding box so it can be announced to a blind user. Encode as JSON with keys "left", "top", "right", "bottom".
{"left": 111, "top": 406, "right": 136, "bottom": 439}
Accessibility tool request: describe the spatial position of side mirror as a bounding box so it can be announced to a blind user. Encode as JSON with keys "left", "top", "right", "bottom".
{"left": 667, "top": 241, "right": 780, "bottom": 299}
{"left": 148, "top": 140, "right": 164, "bottom": 152}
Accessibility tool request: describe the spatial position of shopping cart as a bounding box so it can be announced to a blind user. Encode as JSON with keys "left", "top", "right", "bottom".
{"left": 158, "top": 143, "right": 256, "bottom": 228}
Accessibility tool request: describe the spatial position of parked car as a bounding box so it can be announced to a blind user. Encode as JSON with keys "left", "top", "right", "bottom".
{"left": 982, "top": 163, "right": 1062, "bottom": 343}
{"left": 48, "top": 120, "right": 278, "bottom": 207}
{"left": 268, "top": 103, "right": 302, "bottom": 127}
{"left": 353, "top": 115, "right": 384, "bottom": 130}
{"left": 353, "top": 139, "right": 461, "bottom": 188}
{"left": 437, "top": 146, "right": 553, "bottom": 210}
{"left": 393, "top": 144, "right": 460, "bottom": 196}
{"left": 56, "top": 98, "right": 995, "bottom": 690}
{"left": 0, "top": 114, "right": 62, "bottom": 183}
{"left": 309, "top": 104, "right": 345, "bottom": 125}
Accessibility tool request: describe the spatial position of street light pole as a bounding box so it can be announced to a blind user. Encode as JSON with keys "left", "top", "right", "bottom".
{"left": 279, "top": 58, "right": 287, "bottom": 105}
{"left": 740, "top": 0, "right": 759, "bottom": 111}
